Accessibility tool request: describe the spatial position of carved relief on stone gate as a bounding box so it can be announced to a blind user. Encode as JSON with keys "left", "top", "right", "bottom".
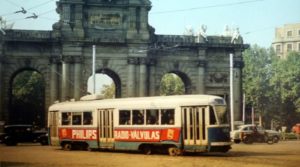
{"left": 89, "top": 13, "right": 122, "bottom": 29}
{"left": 209, "top": 72, "right": 229, "bottom": 84}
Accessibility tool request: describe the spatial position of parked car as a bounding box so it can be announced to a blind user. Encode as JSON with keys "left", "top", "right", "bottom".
{"left": 230, "top": 124, "right": 280, "bottom": 144}
{"left": 2, "top": 124, "right": 48, "bottom": 146}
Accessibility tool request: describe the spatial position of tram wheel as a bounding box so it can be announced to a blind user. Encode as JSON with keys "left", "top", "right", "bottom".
{"left": 168, "top": 147, "right": 181, "bottom": 156}
{"left": 86, "top": 145, "right": 92, "bottom": 151}
{"left": 141, "top": 145, "right": 152, "bottom": 155}
{"left": 63, "top": 143, "right": 72, "bottom": 151}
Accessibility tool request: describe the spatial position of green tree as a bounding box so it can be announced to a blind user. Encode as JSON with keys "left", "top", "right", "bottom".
{"left": 243, "top": 45, "right": 300, "bottom": 129}
{"left": 160, "top": 73, "right": 184, "bottom": 95}
{"left": 271, "top": 52, "right": 300, "bottom": 103}
{"left": 101, "top": 83, "right": 115, "bottom": 98}
{"left": 11, "top": 70, "right": 45, "bottom": 126}
{"left": 243, "top": 45, "right": 277, "bottom": 126}
{"left": 269, "top": 52, "right": 300, "bottom": 127}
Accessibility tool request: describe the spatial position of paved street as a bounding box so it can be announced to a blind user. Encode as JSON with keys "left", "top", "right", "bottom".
{"left": 1, "top": 140, "right": 300, "bottom": 167}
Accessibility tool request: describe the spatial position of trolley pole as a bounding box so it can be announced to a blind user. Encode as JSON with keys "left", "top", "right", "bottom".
{"left": 230, "top": 53, "right": 234, "bottom": 132}
{"left": 92, "top": 45, "right": 96, "bottom": 94}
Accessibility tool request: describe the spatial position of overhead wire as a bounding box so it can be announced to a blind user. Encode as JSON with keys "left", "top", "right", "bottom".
{"left": 1, "top": 0, "right": 53, "bottom": 16}
{"left": 27, "top": 0, "right": 55, "bottom": 11}
{"left": 51, "top": 67, "right": 88, "bottom": 95}
{"left": 3, "top": 0, "right": 265, "bottom": 25}
{"left": 150, "top": 0, "right": 264, "bottom": 14}
{"left": 1, "top": 0, "right": 298, "bottom": 38}
{"left": 148, "top": 0, "right": 289, "bottom": 42}
{"left": 38, "top": 8, "right": 57, "bottom": 17}
{"left": 242, "top": 19, "right": 300, "bottom": 36}
{"left": 1, "top": 0, "right": 22, "bottom": 16}
{"left": 1, "top": 0, "right": 58, "bottom": 29}
{"left": 4, "top": 0, "right": 21, "bottom": 8}
{"left": 243, "top": 26, "right": 275, "bottom": 35}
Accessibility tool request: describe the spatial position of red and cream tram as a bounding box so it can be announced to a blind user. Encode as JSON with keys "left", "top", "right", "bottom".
{"left": 48, "top": 94, "right": 231, "bottom": 155}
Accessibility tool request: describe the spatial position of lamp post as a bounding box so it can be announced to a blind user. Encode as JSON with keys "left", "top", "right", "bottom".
{"left": 243, "top": 93, "right": 246, "bottom": 124}
{"left": 92, "top": 45, "right": 96, "bottom": 94}
{"left": 230, "top": 53, "right": 234, "bottom": 132}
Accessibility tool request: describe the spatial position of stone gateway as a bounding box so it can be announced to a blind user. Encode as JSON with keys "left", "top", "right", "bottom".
{"left": 0, "top": 0, "right": 248, "bottom": 126}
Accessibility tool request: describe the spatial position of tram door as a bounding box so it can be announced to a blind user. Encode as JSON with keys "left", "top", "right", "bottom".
{"left": 182, "top": 106, "right": 208, "bottom": 147}
{"left": 98, "top": 109, "right": 114, "bottom": 149}
{"left": 48, "top": 111, "right": 59, "bottom": 146}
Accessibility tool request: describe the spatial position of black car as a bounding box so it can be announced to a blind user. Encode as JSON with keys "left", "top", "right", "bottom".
{"left": 2, "top": 125, "right": 48, "bottom": 146}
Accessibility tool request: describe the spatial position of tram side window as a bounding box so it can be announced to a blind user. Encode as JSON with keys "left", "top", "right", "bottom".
{"left": 119, "top": 110, "right": 131, "bottom": 125}
{"left": 133, "top": 110, "right": 144, "bottom": 125}
{"left": 72, "top": 112, "right": 82, "bottom": 125}
{"left": 146, "top": 109, "right": 159, "bottom": 125}
{"left": 62, "top": 112, "right": 71, "bottom": 125}
{"left": 209, "top": 106, "right": 217, "bottom": 125}
{"left": 83, "top": 112, "right": 93, "bottom": 125}
{"left": 161, "top": 109, "right": 175, "bottom": 125}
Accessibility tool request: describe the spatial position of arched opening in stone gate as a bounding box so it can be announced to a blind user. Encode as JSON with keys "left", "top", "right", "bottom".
{"left": 87, "top": 68, "right": 121, "bottom": 98}
{"left": 9, "top": 69, "right": 45, "bottom": 127}
{"left": 160, "top": 71, "right": 192, "bottom": 95}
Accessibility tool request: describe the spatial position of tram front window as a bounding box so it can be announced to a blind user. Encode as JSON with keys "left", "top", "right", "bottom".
{"left": 214, "top": 106, "right": 228, "bottom": 124}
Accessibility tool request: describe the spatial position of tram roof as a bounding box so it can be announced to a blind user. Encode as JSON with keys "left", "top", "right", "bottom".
{"left": 49, "top": 94, "right": 225, "bottom": 111}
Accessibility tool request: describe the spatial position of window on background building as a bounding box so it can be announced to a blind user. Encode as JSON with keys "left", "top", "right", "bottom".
{"left": 298, "top": 30, "right": 300, "bottom": 36}
{"left": 298, "top": 43, "right": 300, "bottom": 51}
{"left": 287, "top": 31, "right": 293, "bottom": 37}
{"left": 287, "top": 43, "right": 293, "bottom": 52}
{"left": 276, "top": 44, "right": 281, "bottom": 53}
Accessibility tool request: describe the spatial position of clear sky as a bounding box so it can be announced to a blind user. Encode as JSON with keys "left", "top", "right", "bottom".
{"left": 149, "top": 0, "right": 300, "bottom": 48}
{"left": 1, "top": 0, "right": 300, "bottom": 47}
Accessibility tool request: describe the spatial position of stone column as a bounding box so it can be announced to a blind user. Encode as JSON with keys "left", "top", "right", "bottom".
{"left": 73, "top": 3, "right": 84, "bottom": 38}
{"left": 74, "top": 57, "right": 82, "bottom": 100}
{"left": 49, "top": 57, "right": 59, "bottom": 104}
{"left": 127, "top": 7, "right": 140, "bottom": 41}
{"left": 139, "top": 7, "right": 150, "bottom": 40}
{"left": 197, "top": 60, "right": 206, "bottom": 94}
{"left": 61, "top": 57, "right": 71, "bottom": 101}
{"left": 233, "top": 60, "right": 244, "bottom": 121}
{"left": 127, "top": 58, "right": 138, "bottom": 97}
{"left": 139, "top": 58, "right": 147, "bottom": 97}
{"left": 140, "top": 7, "right": 148, "bottom": 30}
{"left": 197, "top": 48, "right": 206, "bottom": 94}
{"left": 61, "top": 5, "right": 71, "bottom": 31}
{"left": 148, "top": 59, "right": 157, "bottom": 96}
{"left": 0, "top": 57, "right": 3, "bottom": 121}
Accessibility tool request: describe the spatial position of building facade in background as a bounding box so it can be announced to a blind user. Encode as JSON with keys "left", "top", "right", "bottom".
{"left": 272, "top": 23, "right": 300, "bottom": 58}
